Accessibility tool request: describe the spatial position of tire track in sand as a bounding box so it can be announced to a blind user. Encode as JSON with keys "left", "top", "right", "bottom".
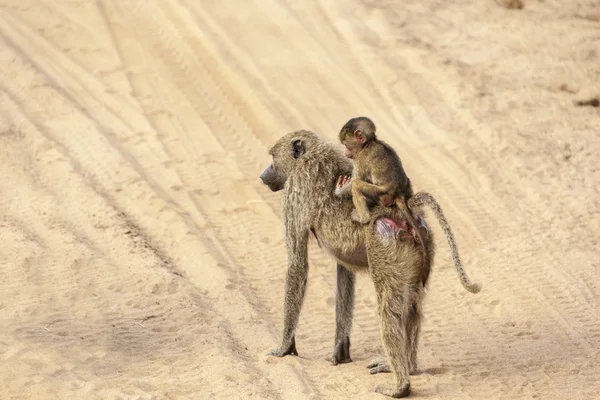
{"left": 0, "top": 90, "right": 256, "bottom": 400}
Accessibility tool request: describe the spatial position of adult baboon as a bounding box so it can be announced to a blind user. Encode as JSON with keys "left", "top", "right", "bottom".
{"left": 260, "top": 130, "right": 480, "bottom": 398}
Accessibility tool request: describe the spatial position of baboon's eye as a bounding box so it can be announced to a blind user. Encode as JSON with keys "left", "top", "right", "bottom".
{"left": 292, "top": 139, "right": 305, "bottom": 158}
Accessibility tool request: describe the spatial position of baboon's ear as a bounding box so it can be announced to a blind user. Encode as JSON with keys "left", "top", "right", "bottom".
{"left": 292, "top": 139, "right": 305, "bottom": 158}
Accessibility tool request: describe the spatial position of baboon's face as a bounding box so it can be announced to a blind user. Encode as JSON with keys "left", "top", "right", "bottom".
{"left": 260, "top": 136, "right": 306, "bottom": 192}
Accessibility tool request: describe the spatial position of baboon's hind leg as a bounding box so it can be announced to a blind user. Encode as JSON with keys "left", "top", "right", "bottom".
{"left": 367, "top": 226, "right": 423, "bottom": 398}
{"left": 372, "top": 282, "right": 411, "bottom": 398}
{"left": 407, "top": 301, "right": 422, "bottom": 374}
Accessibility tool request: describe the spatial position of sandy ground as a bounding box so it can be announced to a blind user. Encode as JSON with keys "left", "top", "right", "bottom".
{"left": 0, "top": 1, "right": 599, "bottom": 399}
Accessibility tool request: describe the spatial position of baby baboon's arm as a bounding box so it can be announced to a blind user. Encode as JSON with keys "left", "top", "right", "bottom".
{"left": 269, "top": 229, "right": 310, "bottom": 357}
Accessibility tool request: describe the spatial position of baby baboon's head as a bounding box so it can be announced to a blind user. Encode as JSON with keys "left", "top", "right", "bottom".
{"left": 338, "top": 116, "right": 377, "bottom": 159}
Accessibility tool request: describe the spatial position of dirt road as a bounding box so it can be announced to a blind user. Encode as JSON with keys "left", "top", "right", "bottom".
{"left": 1, "top": 1, "right": 599, "bottom": 399}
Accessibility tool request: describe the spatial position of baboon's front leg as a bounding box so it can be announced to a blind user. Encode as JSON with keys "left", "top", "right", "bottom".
{"left": 268, "top": 230, "right": 309, "bottom": 357}
{"left": 332, "top": 263, "right": 355, "bottom": 365}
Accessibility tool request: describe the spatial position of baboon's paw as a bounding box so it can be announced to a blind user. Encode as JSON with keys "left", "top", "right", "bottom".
{"left": 367, "top": 358, "right": 391, "bottom": 374}
{"left": 267, "top": 339, "right": 298, "bottom": 357}
{"left": 332, "top": 336, "right": 352, "bottom": 365}
{"left": 408, "top": 360, "right": 419, "bottom": 375}
{"left": 374, "top": 383, "right": 411, "bottom": 398}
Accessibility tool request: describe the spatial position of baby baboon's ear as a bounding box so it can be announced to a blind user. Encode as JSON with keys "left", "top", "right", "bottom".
{"left": 354, "top": 129, "right": 365, "bottom": 143}
{"left": 292, "top": 139, "right": 305, "bottom": 158}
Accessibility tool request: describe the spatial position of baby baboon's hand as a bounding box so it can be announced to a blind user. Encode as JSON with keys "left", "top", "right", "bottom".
{"left": 334, "top": 175, "right": 351, "bottom": 197}
{"left": 336, "top": 175, "right": 350, "bottom": 189}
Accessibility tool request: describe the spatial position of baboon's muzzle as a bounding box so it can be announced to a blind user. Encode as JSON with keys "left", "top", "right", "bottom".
{"left": 260, "top": 164, "right": 284, "bottom": 192}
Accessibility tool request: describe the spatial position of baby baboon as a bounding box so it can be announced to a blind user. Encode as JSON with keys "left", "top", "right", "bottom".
{"left": 260, "top": 130, "right": 480, "bottom": 398}
{"left": 334, "top": 116, "right": 429, "bottom": 285}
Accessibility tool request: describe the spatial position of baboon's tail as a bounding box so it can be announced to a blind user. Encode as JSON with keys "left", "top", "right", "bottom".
{"left": 409, "top": 192, "right": 482, "bottom": 294}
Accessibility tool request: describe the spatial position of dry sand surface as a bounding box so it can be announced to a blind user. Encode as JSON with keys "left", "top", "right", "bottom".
{"left": 1, "top": 1, "right": 599, "bottom": 399}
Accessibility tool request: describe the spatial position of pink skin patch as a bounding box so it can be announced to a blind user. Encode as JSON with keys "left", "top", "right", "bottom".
{"left": 375, "top": 216, "right": 423, "bottom": 243}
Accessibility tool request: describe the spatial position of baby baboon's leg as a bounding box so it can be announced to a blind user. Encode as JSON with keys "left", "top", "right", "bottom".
{"left": 332, "top": 263, "right": 355, "bottom": 365}
{"left": 351, "top": 181, "right": 371, "bottom": 223}
{"left": 351, "top": 180, "right": 388, "bottom": 224}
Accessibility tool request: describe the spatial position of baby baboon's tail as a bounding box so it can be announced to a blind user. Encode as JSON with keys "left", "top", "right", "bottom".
{"left": 409, "top": 192, "right": 482, "bottom": 294}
